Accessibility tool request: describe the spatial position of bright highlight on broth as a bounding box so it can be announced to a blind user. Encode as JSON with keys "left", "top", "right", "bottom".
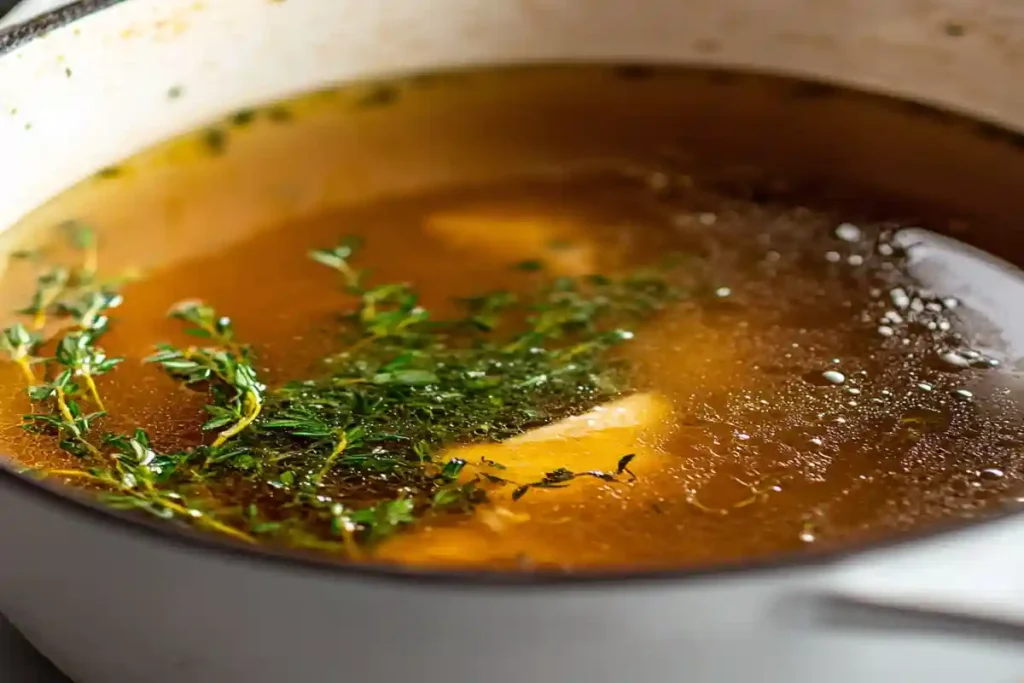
{"left": 0, "top": 64, "right": 1022, "bottom": 571}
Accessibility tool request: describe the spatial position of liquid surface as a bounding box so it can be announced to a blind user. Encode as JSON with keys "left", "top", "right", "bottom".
{"left": 1, "top": 65, "right": 1024, "bottom": 571}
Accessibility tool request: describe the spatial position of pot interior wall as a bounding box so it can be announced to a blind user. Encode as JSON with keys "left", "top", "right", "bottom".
{"left": 2, "top": 0, "right": 1024, "bottom": 237}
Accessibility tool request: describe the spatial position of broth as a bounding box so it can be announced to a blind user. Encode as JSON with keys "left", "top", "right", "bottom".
{"left": 1, "top": 65, "right": 1023, "bottom": 570}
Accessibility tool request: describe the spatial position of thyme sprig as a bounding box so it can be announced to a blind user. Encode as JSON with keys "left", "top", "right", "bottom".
{"left": 0, "top": 229, "right": 686, "bottom": 555}
{"left": 510, "top": 453, "right": 638, "bottom": 501}
{"left": 1, "top": 223, "right": 257, "bottom": 542}
{"left": 0, "top": 323, "right": 40, "bottom": 384}
{"left": 146, "top": 301, "right": 265, "bottom": 448}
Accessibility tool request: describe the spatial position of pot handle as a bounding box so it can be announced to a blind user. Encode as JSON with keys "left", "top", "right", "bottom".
{"left": 820, "top": 514, "right": 1024, "bottom": 630}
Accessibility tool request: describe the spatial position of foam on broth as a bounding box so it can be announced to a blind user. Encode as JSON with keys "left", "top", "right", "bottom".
{"left": 1, "top": 65, "right": 1023, "bottom": 570}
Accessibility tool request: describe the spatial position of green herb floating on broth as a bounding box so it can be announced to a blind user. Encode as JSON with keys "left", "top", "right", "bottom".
{"left": 1, "top": 226, "right": 683, "bottom": 553}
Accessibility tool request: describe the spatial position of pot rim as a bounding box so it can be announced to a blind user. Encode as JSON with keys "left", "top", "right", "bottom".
{"left": 0, "top": 0, "right": 123, "bottom": 51}
{"left": 0, "top": 0, "right": 1022, "bottom": 588}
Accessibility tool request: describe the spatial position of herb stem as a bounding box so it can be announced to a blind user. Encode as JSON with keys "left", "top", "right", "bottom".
{"left": 54, "top": 386, "right": 103, "bottom": 459}
{"left": 337, "top": 261, "right": 360, "bottom": 289}
{"left": 82, "top": 243, "right": 98, "bottom": 282}
{"left": 195, "top": 316, "right": 242, "bottom": 356}
{"left": 156, "top": 498, "right": 255, "bottom": 544}
{"left": 45, "top": 468, "right": 98, "bottom": 480}
{"left": 339, "top": 523, "right": 361, "bottom": 559}
{"left": 31, "top": 279, "right": 66, "bottom": 331}
{"left": 315, "top": 429, "right": 348, "bottom": 484}
{"left": 15, "top": 357, "right": 35, "bottom": 385}
{"left": 43, "top": 469, "right": 254, "bottom": 544}
{"left": 81, "top": 372, "right": 105, "bottom": 411}
{"left": 211, "top": 390, "right": 262, "bottom": 448}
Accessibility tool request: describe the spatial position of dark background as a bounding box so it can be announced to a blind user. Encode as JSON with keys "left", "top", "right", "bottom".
{"left": 1, "top": 1, "right": 23, "bottom": 20}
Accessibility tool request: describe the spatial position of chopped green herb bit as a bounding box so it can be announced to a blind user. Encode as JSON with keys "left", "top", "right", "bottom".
{"left": 230, "top": 109, "right": 256, "bottom": 127}
{"left": 267, "top": 106, "right": 293, "bottom": 123}
{"left": 356, "top": 85, "right": 400, "bottom": 109}
{"left": 202, "top": 128, "right": 227, "bottom": 155}
{"left": 513, "top": 259, "right": 544, "bottom": 272}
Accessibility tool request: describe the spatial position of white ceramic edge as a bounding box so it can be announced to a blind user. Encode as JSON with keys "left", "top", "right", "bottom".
{"left": 0, "top": 1, "right": 1023, "bottom": 681}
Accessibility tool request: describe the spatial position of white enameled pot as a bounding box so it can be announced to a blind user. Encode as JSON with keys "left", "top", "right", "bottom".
{"left": 0, "top": 1, "right": 1023, "bottom": 682}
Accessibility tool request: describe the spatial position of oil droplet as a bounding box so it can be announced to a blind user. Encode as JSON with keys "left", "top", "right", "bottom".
{"left": 825, "top": 251, "right": 841, "bottom": 263}
{"left": 917, "top": 382, "right": 933, "bottom": 392}
{"left": 835, "top": 223, "right": 862, "bottom": 242}
{"left": 979, "top": 468, "right": 1005, "bottom": 481}
{"left": 890, "top": 287, "right": 911, "bottom": 310}
{"left": 877, "top": 325, "right": 894, "bottom": 338}
{"left": 937, "top": 350, "right": 972, "bottom": 370}
{"left": 847, "top": 254, "right": 864, "bottom": 266}
{"left": 698, "top": 212, "right": 717, "bottom": 226}
{"left": 803, "top": 370, "right": 845, "bottom": 386}
{"left": 822, "top": 370, "right": 846, "bottom": 385}
{"left": 715, "top": 287, "right": 732, "bottom": 298}
{"left": 799, "top": 529, "right": 816, "bottom": 543}
{"left": 882, "top": 310, "right": 904, "bottom": 324}
{"left": 953, "top": 388, "right": 973, "bottom": 400}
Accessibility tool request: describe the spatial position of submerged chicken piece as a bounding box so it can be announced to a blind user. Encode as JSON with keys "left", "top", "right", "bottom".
{"left": 424, "top": 210, "right": 600, "bottom": 275}
{"left": 455, "top": 392, "right": 673, "bottom": 490}
{"left": 377, "top": 393, "right": 673, "bottom": 566}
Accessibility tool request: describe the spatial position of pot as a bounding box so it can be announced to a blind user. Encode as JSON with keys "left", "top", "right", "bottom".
{"left": 0, "top": 1, "right": 1023, "bottom": 681}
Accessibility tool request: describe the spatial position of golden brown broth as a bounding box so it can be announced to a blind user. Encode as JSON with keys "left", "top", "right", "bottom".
{"left": 2, "top": 65, "right": 1024, "bottom": 570}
